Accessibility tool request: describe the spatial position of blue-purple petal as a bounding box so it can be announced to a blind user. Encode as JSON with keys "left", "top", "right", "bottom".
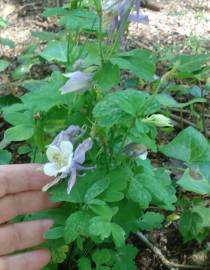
{"left": 67, "top": 168, "right": 77, "bottom": 194}
{"left": 52, "top": 125, "right": 84, "bottom": 146}
{"left": 128, "top": 14, "right": 149, "bottom": 24}
{"left": 73, "top": 138, "right": 93, "bottom": 164}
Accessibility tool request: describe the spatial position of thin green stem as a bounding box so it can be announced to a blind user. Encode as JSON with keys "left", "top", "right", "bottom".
{"left": 98, "top": 14, "right": 105, "bottom": 65}
{"left": 67, "top": 32, "right": 72, "bottom": 67}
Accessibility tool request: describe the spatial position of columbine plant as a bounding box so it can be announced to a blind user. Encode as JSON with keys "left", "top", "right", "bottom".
{"left": 42, "top": 125, "right": 93, "bottom": 194}
{"left": 2, "top": 0, "right": 209, "bottom": 269}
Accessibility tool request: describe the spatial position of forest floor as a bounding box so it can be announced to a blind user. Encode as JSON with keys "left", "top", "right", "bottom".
{"left": 0, "top": 0, "right": 210, "bottom": 269}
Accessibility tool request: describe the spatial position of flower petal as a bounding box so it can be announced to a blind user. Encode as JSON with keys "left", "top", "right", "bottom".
{"left": 43, "top": 163, "right": 59, "bottom": 177}
{"left": 138, "top": 151, "right": 148, "bottom": 160}
{"left": 46, "top": 145, "right": 60, "bottom": 163}
{"left": 73, "top": 138, "right": 93, "bottom": 164}
{"left": 60, "top": 71, "right": 93, "bottom": 94}
{"left": 60, "top": 141, "right": 73, "bottom": 159}
{"left": 67, "top": 168, "right": 77, "bottom": 194}
{"left": 42, "top": 175, "right": 62, "bottom": 192}
{"left": 128, "top": 14, "right": 149, "bottom": 24}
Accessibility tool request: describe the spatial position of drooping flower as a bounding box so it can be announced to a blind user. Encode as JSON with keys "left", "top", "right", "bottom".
{"left": 142, "top": 114, "right": 173, "bottom": 127}
{"left": 102, "top": 0, "right": 148, "bottom": 41}
{"left": 60, "top": 71, "right": 93, "bottom": 94}
{"left": 124, "top": 143, "right": 148, "bottom": 160}
{"left": 42, "top": 126, "right": 94, "bottom": 194}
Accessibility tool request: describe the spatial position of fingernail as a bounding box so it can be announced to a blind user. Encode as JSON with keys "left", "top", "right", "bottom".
{"left": 42, "top": 219, "right": 54, "bottom": 229}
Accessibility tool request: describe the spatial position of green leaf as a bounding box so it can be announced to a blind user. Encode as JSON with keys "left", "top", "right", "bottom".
{"left": 179, "top": 206, "right": 210, "bottom": 243}
{"left": 44, "top": 226, "right": 64, "bottom": 240}
{"left": 0, "top": 60, "right": 9, "bottom": 72}
{"left": 32, "top": 31, "right": 59, "bottom": 41}
{"left": 0, "top": 95, "right": 20, "bottom": 111}
{"left": 173, "top": 54, "right": 210, "bottom": 73}
{"left": 127, "top": 178, "right": 152, "bottom": 208}
{"left": 65, "top": 211, "right": 91, "bottom": 242}
{"left": 96, "top": 267, "right": 111, "bottom": 270}
{"left": 156, "top": 93, "right": 206, "bottom": 108}
{"left": 21, "top": 79, "right": 48, "bottom": 92}
{"left": 78, "top": 257, "right": 92, "bottom": 270}
{"left": 51, "top": 244, "right": 69, "bottom": 263}
{"left": 60, "top": 9, "right": 99, "bottom": 31}
{"left": 94, "top": 62, "right": 120, "bottom": 91}
{"left": 50, "top": 170, "right": 104, "bottom": 203}
{"left": 4, "top": 111, "right": 31, "bottom": 126}
{"left": 101, "top": 168, "right": 130, "bottom": 202}
{"left": 136, "top": 166, "right": 176, "bottom": 210}
{"left": 0, "top": 149, "right": 12, "bottom": 164}
{"left": 89, "top": 216, "right": 112, "bottom": 240}
{"left": 93, "top": 96, "right": 127, "bottom": 128}
{"left": 5, "top": 125, "right": 34, "bottom": 142}
{"left": 0, "top": 37, "right": 15, "bottom": 48}
{"left": 21, "top": 72, "right": 66, "bottom": 112}
{"left": 138, "top": 212, "right": 164, "bottom": 231}
{"left": 40, "top": 41, "right": 67, "bottom": 62}
{"left": 113, "top": 245, "right": 138, "bottom": 270}
{"left": 177, "top": 169, "right": 210, "bottom": 195}
{"left": 93, "top": 90, "right": 148, "bottom": 127}
{"left": 111, "top": 223, "right": 125, "bottom": 247}
{"left": 89, "top": 203, "right": 114, "bottom": 221}
{"left": 92, "top": 249, "right": 114, "bottom": 266}
{"left": 111, "top": 49, "right": 155, "bottom": 81}
{"left": 160, "top": 127, "right": 210, "bottom": 163}
{"left": 85, "top": 177, "right": 110, "bottom": 203}
{"left": 113, "top": 90, "right": 147, "bottom": 116}
{"left": 42, "top": 7, "right": 69, "bottom": 17}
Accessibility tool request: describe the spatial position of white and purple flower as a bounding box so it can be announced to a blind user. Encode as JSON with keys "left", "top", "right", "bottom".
{"left": 102, "top": 0, "right": 149, "bottom": 40}
{"left": 42, "top": 125, "right": 94, "bottom": 194}
{"left": 60, "top": 71, "right": 93, "bottom": 94}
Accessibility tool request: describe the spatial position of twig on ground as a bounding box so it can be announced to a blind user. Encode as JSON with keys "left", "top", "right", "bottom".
{"left": 137, "top": 231, "right": 203, "bottom": 270}
{"left": 170, "top": 113, "right": 210, "bottom": 137}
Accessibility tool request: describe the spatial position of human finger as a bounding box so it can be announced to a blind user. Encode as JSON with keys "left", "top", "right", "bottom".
{"left": 0, "top": 219, "right": 53, "bottom": 256}
{"left": 0, "top": 249, "right": 51, "bottom": 270}
{"left": 0, "top": 164, "right": 53, "bottom": 198}
{"left": 0, "top": 191, "right": 58, "bottom": 224}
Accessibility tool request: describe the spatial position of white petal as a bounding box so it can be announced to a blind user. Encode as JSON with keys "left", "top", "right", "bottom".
{"left": 60, "top": 141, "right": 73, "bottom": 163}
{"left": 42, "top": 176, "right": 62, "bottom": 192}
{"left": 43, "top": 163, "right": 59, "bottom": 177}
{"left": 46, "top": 145, "right": 60, "bottom": 163}
{"left": 138, "top": 151, "right": 148, "bottom": 160}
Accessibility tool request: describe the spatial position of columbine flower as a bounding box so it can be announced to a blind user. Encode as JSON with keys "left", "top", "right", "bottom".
{"left": 60, "top": 71, "right": 93, "bottom": 94}
{"left": 42, "top": 126, "right": 93, "bottom": 194}
{"left": 124, "top": 143, "right": 148, "bottom": 160}
{"left": 102, "top": 0, "right": 148, "bottom": 41}
{"left": 142, "top": 114, "right": 173, "bottom": 127}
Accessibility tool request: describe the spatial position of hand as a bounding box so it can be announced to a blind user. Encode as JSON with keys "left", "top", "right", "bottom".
{"left": 0, "top": 164, "right": 58, "bottom": 270}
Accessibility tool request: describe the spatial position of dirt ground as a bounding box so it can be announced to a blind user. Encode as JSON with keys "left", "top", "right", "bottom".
{"left": 0, "top": 1, "right": 210, "bottom": 269}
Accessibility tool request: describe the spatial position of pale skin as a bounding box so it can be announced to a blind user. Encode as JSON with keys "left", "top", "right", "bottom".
{"left": 0, "top": 164, "right": 58, "bottom": 270}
